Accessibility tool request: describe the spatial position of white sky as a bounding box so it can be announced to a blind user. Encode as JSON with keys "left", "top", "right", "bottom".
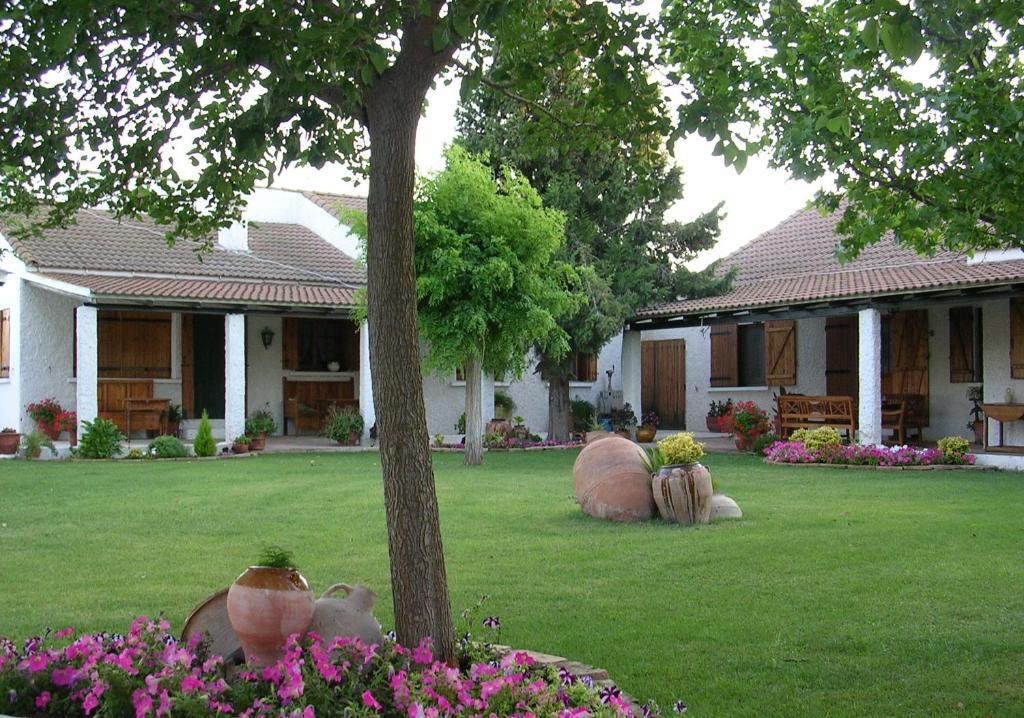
{"left": 274, "top": 78, "right": 820, "bottom": 271}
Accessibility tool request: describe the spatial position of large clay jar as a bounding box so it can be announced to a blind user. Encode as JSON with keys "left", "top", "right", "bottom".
{"left": 573, "top": 435, "right": 655, "bottom": 522}
{"left": 309, "top": 583, "right": 384, "bottom": 646}
{"left": 226, "top": 567, "right": 315, "bottom": 666}
{"left": 653, "top": 464, "right": 713, "bottom": 525}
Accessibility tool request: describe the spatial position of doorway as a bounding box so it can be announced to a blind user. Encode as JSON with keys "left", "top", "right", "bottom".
{"left": 825, "top": 316, "right": 858, "bottom": 399}
{"left": 641, "top": 339, "right": 686, "bottom": 429}
{"left": 191, "top": 314, "right": 225, "bottom": 419}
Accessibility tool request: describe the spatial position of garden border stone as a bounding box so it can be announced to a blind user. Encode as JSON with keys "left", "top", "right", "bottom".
{"left": 763, "top": 459, "right": 995, "bottom": 471}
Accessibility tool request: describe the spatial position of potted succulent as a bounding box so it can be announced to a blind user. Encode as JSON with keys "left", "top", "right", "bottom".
{"left": 324, "top": 405, "right": 364, "bottom": 445}
{"left": 650, "top": 432, "right": 712, "bottom": 525}
{"left": 231, "top": 434, "right": 251, "bottom": 454}
{"left": 966, "top": 385, "right": 984, "bottom": 445}
{"left": 245, "top": 407, "right": 277, "bottom": 451}
{"left": 226, "top": 546, "right": 315, "bottom": 667}
{"left": 731, "top": 400, "right": 769, "bottom": 451}
{"left": 609, "top": 403, "right": 638, "bottom": 439}
{"left": 707, "top": 399, "right": 733, "bottom": 433}
{"left": 26, "top": 397, "right": 64, "bottom": 440}
{"left": 636, "top": 410, "right": 658, "bottom": 443}
{"left": 57, "top": 411, "right": 77, "bottom": 448}
{"left": 0, "top": 427, "right": 21, "bottom": 455}
{"left": 163, "top": 403, "right": 185, "bottom": 438}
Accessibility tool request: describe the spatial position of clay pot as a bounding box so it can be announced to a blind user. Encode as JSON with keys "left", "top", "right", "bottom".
{"left": 614, "top": 429, "right": 631, "bottom": 440}
{"left": 39, "top": 423, "right": 61, "bottom": 441}
{"left": 719, "top": 415, "right": 733, "bottom": 434}
{"left": 337, "top": 432, "right": 360, "bottom": 446}
{"left": 584, "top": 430, "right": 615, "bottom": 444}
{"left": 309, "top": 583, "right": 384, "bottom": 646}
{"left": 232, "top": 442, "right": 249, "bottom": 454}
{"left": 653, "top": 464, "right": 713, "bottom": 525}
{"left": 0, "top": 432, "right": 20, "bottom": 455}
{"left": 573, "top": 435, "right": 655, "bottom": 522}
{"left": 226, "top": 566, "right": 315, "bottom": 666}
{"left": 486, "top": 419, "right": 510, "bottom": 437}
{"left": 706, "top": 416, "right": 718, "bottom": 432}
{"left": 734, "top": 432, "right": 760, "bottom": 452}
{"left": 972, "top": 420, "right": 984, "bottom": 445}
{"left": 249, "top": 433, "right": 266, "bottom": 451}
{"left": 636, "top": 425, "right": 657, "bottom": 443}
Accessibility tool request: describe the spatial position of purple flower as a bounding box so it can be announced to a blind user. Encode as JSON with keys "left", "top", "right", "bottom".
{"left": 599, "top": 685, "right": 621, "bottom": 704}
{"left": 674, "top": 700, "right": 688, "bottom": 714}
{"left": 557, "top": 666, "right": 576, "bottom": 685}
{"left": 482, "top": 616, "right": 501, "bottom": 630}
{"left": 8, "top": 689, "right": 17, "bottom": 704}
{"left": 580, "top": 675, "right": 594, "bottom": 688}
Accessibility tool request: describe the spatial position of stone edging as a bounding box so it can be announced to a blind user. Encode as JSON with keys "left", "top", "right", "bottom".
{"left": 763, "top": 459, "right": 995, "bottom": 471}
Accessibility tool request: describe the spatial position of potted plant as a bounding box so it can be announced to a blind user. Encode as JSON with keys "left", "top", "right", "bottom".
{"left": 731, "top": 400, "right": 769, "bottom": 451}
{"left": 26, "top": 397, "right": 64, "bottom": 440}
{"left": 0, "top": 427, "right": 21, "bottom": 455}
{"left": 494, "top": 391, "right": 516, "bottom": 421}
{"left": 225, "top": 546, "right": 315, "bottom": 667}
{"left": 245, "top": 407, "right": 277, "bottom": 451}
{"left": 57, "top": 411, "right": 77, "bottom": 448}
{"left": 706, "top": 400, "right": 724, "bottom": 432}
{"left": 509, "top": 414, "right": 530, "bottom": 440}
{"left": 651, "top": 432, "right": 712, "bottom": 525}
{"left": 231, "top": 434, "right": 251, "bottom": 454}
{"left": 163, "top": 403, "right": 185, "bottom": 438}
{"left": 609, "top": 403, "right": 637, "bottom": 439}
{"left": 636, "top": 410, "right": 658, "bottom": 443}
{"left": 324, "top": 405, "right": 364, "bottom": 445}
{"left": 967, "top": 385, "right": 984, "bottom": 445}
{"left": 21, "top": 430, "right": 55, "bottom": 460}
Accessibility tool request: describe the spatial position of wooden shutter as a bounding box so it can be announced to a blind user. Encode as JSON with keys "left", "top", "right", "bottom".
{"left": 0, "top": 308, "right": 9, "bottom": 378}
{"left": 948, "top": 307, "right": 976, "bottom": 383}
{"left": 825, "top": 316, "right": 858, "bottom": 398}
{"left": 282, "top": 317, "right": 299, "bottom": 370}
{"left": 885, "top": 310, "right": 929, "bottom": 423}
{"left": 709, "top": 324, "right": 738, "bottom": 387}
{"left": 1011, "top": 298, "right": 1024, "bottom": 379}
{"left": 181, "top": 314, "right": 194, "bottom": 419}
{"left": 641, "top": 341, "right": 656, "bottom": 413}
{"left": 764, "top": 320, "right": 797, "bottom": 386}
{"left": 581, "top": 352, "right": 597, "bottom": 382}
{"left": 96, "top": 310, "right": 171, "bottom": 378}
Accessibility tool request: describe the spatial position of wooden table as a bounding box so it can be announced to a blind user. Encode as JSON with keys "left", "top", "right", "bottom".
{"left": 125, "top": 397, "right": 170, "bottom": 439}
{"left": 981, "top": 403, "right": 1024, "bottom": 453}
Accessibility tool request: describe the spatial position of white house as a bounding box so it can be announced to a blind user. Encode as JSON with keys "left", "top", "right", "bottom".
{"left": 0, "top": 188, "right": 620, "bottom": 444}
{"left": 618, "top": 206, "right": 1024, "bottom": 466}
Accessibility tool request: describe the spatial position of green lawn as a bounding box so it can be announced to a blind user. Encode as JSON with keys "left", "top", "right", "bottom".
{"left": 1, "top": 451, "right": 1021, "bottom": 717}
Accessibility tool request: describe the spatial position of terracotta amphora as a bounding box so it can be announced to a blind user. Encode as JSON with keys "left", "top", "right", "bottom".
{"left": 226, "top": 566, "right": 315, "bottom": 666}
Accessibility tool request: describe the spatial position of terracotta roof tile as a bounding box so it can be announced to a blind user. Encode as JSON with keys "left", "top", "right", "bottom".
{"left": 301, "top": 191, "right": 368, "bottom": 216}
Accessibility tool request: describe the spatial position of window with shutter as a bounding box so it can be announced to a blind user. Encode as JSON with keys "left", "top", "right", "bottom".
{"left": 709, "top": 324, "right": 738, "bottom": 387}
{"left": 949, "top": 307, "right": 982, "bottom": 383}
{"left": 90, "top": 310, "right": 172, "bottom": 378}
{"left": 282, "top": 318, "right": 359, "bottom": 372}
{"left": 0, "top": 308, "right": 10, "bottom": 379}
{"left": 571, "top": 351, "right": 598, "bottom": 382}
{"left": 765, "top": 320, "right": 797, "bottom": 386}
{"left": 1011, "top": 298, "right": 1024, "bottom": 379}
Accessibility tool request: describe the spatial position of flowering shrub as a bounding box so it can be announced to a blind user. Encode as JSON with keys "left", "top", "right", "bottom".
{"left": 789, "top": 427, "right": 841, "bottom": 452}
{"left": 657, "top": 433, "right": 705, "bottom": 465}
{"left": 764, "top": 441, "right": 975, "bottom": 467}
{"left": 25, "top": 398, "right": 64, "bottom": 435}
{"left": 0, "top": 617, "right": 669, "bottom": 718}
{"left": 936, "top": 436, "right": 972, "bottom": 464}
{"left": 729, "top": 401, "right": 769, "bottom": 442}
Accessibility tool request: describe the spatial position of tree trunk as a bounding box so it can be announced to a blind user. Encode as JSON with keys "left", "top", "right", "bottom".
{"left": 463, "top": 355, "right": 483, "bottom": 465}
{"left": 548, "top": 373, "right": 572, "bottom": 441}
{"left": 365, "top": 81, "right": 455, "bottom": 663}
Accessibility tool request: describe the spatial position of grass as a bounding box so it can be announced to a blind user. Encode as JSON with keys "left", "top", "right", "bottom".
{"left": 1, "top": 450, "right": 1022, "bottom": 717}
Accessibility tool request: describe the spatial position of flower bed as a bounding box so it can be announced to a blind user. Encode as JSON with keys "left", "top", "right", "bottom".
{"left": 764, "top": 441, "right": 976, "bottom": 468}
{"left": 0, "top": 617, "right": 676, "bottom": 718}
{"left": 434, "top": 439, "right": 582, "bottom": 451}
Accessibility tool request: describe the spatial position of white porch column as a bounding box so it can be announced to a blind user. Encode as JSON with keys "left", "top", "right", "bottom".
{"left": 621, "top": 329, "right": 642, "bottom": 419}
{"left": 359, "top": 320, "right": 376, "bottom": 441}
{"left": 481, "top": 371, "right": 496, "bottom": 427}
{"left": 858, "top": 308, "right": 882, "bottom": 445}
{"left": 75, "top": 305, "right": 98, "bottom": 442}
{"left": 224, "top": 313, "right": 246, "bottom": 442}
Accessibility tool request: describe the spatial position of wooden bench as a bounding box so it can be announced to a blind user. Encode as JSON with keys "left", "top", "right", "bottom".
{"left": 283, "top": 378, "right": 358, "bottom": 435}
{"left": 882, "top": 393, "right": 926, "bottom": 444}
{"left": 98, "top": 380, "right": 169, "bottom": 438}
{"left": 777, "top": 395, "right": 856, "bottom": 441}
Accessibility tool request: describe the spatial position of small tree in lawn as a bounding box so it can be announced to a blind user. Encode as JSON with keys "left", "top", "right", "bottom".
{"left": 193, "top": 410, "right": 217, "bottom": 458}
{"left": 416, "top": 147, "right": 578, "bottom": 465}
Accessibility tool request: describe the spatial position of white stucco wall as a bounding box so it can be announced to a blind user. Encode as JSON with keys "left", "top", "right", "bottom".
{"left": 0, "top": 259, "right": 21, "bottom": 431}
{"left": 18, "top": 283, "right": 79, "bottom": 431}
{"left": 976, "top": 298, "right": 1024, "bottom": 446}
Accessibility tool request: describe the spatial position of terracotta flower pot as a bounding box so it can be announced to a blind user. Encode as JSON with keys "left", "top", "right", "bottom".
{"left": 232, "top": 442, "right": 249, "bottom": 454}
{"left": 636, "top": 425, "right": 657, "bottom": 443}
{"left": 653, "top": 463, "right": 713, "bottom": 525}
{"left": 706, "top": 416, "right": 718, "bottom": 432}
{"left": 249, "top": 433, "right": 266, "bottom": 451}
{"left": 39, "top": 423, "right": 61, "bottom": 441}
{"left": 0, "top": 432, "right": 21, "bottom": 455}
{"left": 226, "top": 566, "right": 315, "bottom": 667}
{"left": 734, "top": 432, "right": 760, "bottom": 452}
{"left": 337, "top": 432, "right": 360, "bottom": 446}
{"left": 718, "top": 415, "right": 733, "bottom": 434}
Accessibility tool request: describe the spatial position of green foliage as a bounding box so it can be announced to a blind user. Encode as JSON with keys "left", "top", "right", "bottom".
{"left": 791, "top": 427, "right": 842, "bottom": 452}
{"left": 752, "top": 433, "right": 781, "bottom": 456}
{"left": 937, "top": 436, "right": 971, "bottom": 460}
{"left": 657, "top": 432, "right": 706, "bottom": 465}
{"left": 256, "top": 545, "right": 295, "bottom": 569}
{"left": 21, "top": 431, "right": 54, "bottom": 460}
{"left": 415, "top": 146, "right": 578, "bottom": 380}
{"left": 245, "top": 408, "right": 278, "bottom": 437}
{"left": 192, "top": 411, "right": 217, "bottom": 458}
{"left": 323, "top": 406, "right": 364, "bottom": 443}
{"left": 77, "top": 418, "right": 124, "bottom": 459}
{"left": 641, "top": 445, "right": 666, "bottom": 475}
{"left": 163, "top": 404, "right": 185, "bottom": 424}
{"left": 493, "top": 392, "right": 516, "bottom": 414}
{"left": 570, "top": 399, "right": 596, "bottom": 433}
{"left": 455, "top": 413, "right": 466, "bottom": 435}
{"left": 661, "top": 0, "right": 1024, "bottom": 255}
{"left": 148, "top": 435, "right": 188, "bottom": 459}
{"left": 233, "top": 434, "right": 251, "bottom": 446}
{"left": 126, "top": 448, "right": 147, "bottom": 460}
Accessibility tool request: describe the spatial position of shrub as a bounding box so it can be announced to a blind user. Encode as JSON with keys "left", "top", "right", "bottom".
{"left": 126, "top": 447, "right": 147, "bottom": 460}
{"left": 455, "top": 412, "right": 466, "bottom": 434}
{"left": 937, "top": 436, "right": 972, "bottom": 463}
{"left": 21, "top": 431, "right": 54, "bottom": 460}
{"left": 657, "top": 432, "right": 705, "bottom": 465}
{"left": 245, "top": 407, "right": 277, "bottom": 436}
{"left": 77, "top": 418, "right": 124, "bottom": 459}
{"left": 256, "top": 544, "right": 295, "bottom": 568}
{"left": 148, "top": 434, "right": 188, "bottom": 458}
{"left": 730, "top": 401, "right": 769, "bottom": 440}
{"left": 324, "top": 405, "right": 364, "bottom": 442}
{"left": 192, "top": 410, "right": 217, "bottom": 457}
{"left": 752, "top": 432, "right": 780, "bottom": 456}
{"left": 494, "top": 391, "right": 516, "bottom": 417}
{"left": 791, "top": 426, "right": 842, "bottom": 452}
{"left": 25, "top": 397, "right": 63, "bottom": 433}
{"left": 570, "top": 398, "right": 596, "bottom": 432}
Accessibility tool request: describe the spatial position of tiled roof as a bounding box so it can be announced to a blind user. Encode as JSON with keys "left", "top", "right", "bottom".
{"left": 41, "top": 273, "right": 357, "bottom": 308}
{"left": 635, "top": 207, "right": 1024, "bottom": 320}
{"left": 302, "top": 191, "right": 368, "bottom": 216}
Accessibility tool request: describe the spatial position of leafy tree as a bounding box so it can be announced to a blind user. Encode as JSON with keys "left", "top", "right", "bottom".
{"left": 458, "top": 68, "right": 728, "bottom": 438}
{"left": 192, "top": 411, "right": 217, "bottom": 458}
{"left": 415, "top": 147, "right": 576, "bottom": 464}
{"left": 0, "top": 1, "right": 663, "bottom": 662}
{"left": 661, "top": 0, "right": 1024, "bottom": 256}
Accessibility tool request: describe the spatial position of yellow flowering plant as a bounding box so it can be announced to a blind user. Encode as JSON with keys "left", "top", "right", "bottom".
{"left": 657, "top": 432, "right": 706, "bottom": 465}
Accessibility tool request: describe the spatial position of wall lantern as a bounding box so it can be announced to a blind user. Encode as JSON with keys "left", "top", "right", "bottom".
{"left": 260, "top": 326, "right": 275, "bottom": 350}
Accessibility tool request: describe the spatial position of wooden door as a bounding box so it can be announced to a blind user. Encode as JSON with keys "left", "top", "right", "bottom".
{"left": 641, "top": 339, "right": 686, "bottom": 429}
{"left": 883, "top": 310, "right": 930, "bottom": 423}
{"left": 181, "top": 314, "right": 194, "bottom": 419}
{"left": 825, "top": 316, "right": 858, "bottom": 399}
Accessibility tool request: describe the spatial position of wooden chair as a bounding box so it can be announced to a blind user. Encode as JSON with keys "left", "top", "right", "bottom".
{"left": 282, "top": 378, "right": 358, "bottom": 435}
{"left": 882, "top": 393, "right": 926, "bottom": 444}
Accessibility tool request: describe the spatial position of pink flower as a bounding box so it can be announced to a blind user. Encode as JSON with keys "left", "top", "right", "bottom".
{"left": 362, "top": 690, "right": 383, "bottom": 711}
{"left": 412, "top": 641, "right": 433, "bottom": 665}
{"left": 55, "top": 627, "right": 74, "bottom": 639}
{"left": 303, "top": 707, "right": 316, "bottom": 718}
{"left": 132, "top": 687, "right": 153, "bottom": 717}
{"left": 180, "top": 674, "right": 204, "bottom": 694}
{"left": 35, "top": 692, "right": 51, "bottom": 709}
{"left": 82, "top": 691, "right": 100, "bottom": 715}
{"left": 156, "top": 690, "right": 171, "bottom": 717}
{"left": 26, "top": 652, "right": 48, "bottom": 673}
